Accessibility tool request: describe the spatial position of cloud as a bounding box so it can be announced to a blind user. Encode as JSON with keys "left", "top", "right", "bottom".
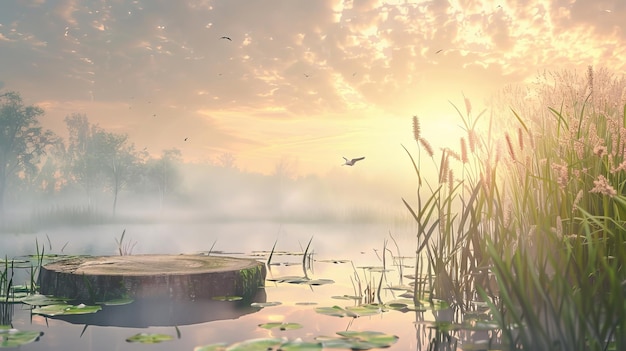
{"left": 1, "top": 0, "right": 625, "bottom": 173}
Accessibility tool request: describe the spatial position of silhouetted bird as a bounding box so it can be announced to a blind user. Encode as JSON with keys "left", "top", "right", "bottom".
{"left": 220, "top": 36, "right": 232, "bottom": 41}
{"left": 436, "top": 49, "right": 443, "bottom": 54}
{"left": 184, "top": 138, "right": 188, "bottom": 141}
{"left": 342, "top": 157, "right": 365, "bottom": 166}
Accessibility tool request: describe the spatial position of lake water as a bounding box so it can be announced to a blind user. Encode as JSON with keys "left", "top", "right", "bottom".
{"left": 1, "top": 221, "right": 497, "bottom": 350}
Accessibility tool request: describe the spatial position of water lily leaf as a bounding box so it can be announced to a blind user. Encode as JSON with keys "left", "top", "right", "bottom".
{"left": 32, "top": 304, "right": 102, "bottom": 317}
{"left": 224, "top": 337, "right": 284, "bottom": 351}
{"left": 194, "top": 343, "right": 228, "bottom": 351}
{"left": 212, "top": 296, "right": 243, "bottom": 301}
{"left": 317, "top": 331, "right": 399, "bottom": 350}
{"left": 21, "top": 294, "right": 66, "bottom": 306}
{"left": 267, "top": 276, "right": 308, "bottom": 283}
{"left": 0, "top": 326, "right": 43, "bottom": 348}
{"left": 345, "top": 304, "right": 383, "bottom": 317}
{"left": 315, "top": 305, "right": 351, "bottom": 317}
{"left": 278, "top": 341, "right": 323, "bottom": 350}
{"left": 126, "top": 332, "right": 173, "bottom": 343}
{"left": 98, "top": 297, "right": 134, "bottom": 306}
{"left": 295, "top": 302, "right": 317, "bottom": 306}
{"left": 331, "top": 295, "right": 361, "bottom": 300}
{"left": 303, "top": 279, "right": 334, "bottom": 286}
{"left": 0, "top": 292, "right": 29, "bottom": 303}
{"left": 258, "top": 322, "right": 302, "bottom": 331}
{"left": 317, "top": 259, "right": 350, "bottom": 264}
{"left": 336, "top": 330, "right": 399, "bottom": 349}
{"left": 251, "top": 301, "right": 282, "bottom": 308}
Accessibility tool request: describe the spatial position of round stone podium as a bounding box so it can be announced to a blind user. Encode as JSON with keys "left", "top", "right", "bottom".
{"left": 38, "top": 255, "right": 266, "bottom": 302}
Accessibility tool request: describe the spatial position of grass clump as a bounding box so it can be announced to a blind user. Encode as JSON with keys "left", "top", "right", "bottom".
{"left": 404, "top": 67, "right": 626, "bottom": 350}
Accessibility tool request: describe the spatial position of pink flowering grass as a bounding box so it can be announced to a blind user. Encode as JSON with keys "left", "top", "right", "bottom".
{"left": 403, "top": 67, "right": 626, "bottom": 350}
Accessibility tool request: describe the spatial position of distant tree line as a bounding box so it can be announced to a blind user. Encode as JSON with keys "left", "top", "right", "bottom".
{"left": 0, "top": 91, "right": 183, "bottom": 219}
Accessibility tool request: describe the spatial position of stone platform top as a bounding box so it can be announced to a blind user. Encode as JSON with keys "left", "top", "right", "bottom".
{"left": 44, "top": 254, "right": 258, "bottom": 276}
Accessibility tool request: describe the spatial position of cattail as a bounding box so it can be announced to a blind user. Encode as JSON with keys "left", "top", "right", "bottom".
{"left": 412, "top": 115, "right": 421, "bottom": 142}
{"left": 439, "top": 152, "right": 449, "bottom": 184}
{"left": 505, "top": 132, "right": 516, "bottom": 160}
{"left": 468, "top": 129, "right": 477, "bottom": 153}
{"left": 517, "top": 127, "right": 524, "bottom": 151}
{"left": 444, "top": 148, "right": 461, "bottom": 161}
{"left": 419, "top": 137, "right": 434, "bottom": 157}
{"left": 460, "top": 138, "right": 468, "bottom": 164}
{"left": 572, "top": 189, "right": 583, "bottom": 213}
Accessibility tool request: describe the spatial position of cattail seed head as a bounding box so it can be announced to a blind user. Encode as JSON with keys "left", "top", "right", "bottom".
{"left": 460, "top": 138, "right": 468, "bottom": 163}
{"left": 505, "top": 133, "right": 516, "bottom": 160}
{"left": 419, "top": 137, "right": 434, "bottom": 157}
{"left": 412, "top": 115, "right": 421, "bottom": 142}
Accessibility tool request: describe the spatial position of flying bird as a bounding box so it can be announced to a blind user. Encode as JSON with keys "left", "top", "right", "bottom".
{"left": 342, "top": 157, "right": 365, "bottom": 166}
{"left": 436, "top": 49, "right": 443, "bottom": 54}
{"left": 220, "top": 36, "right": 232, "bottom": 41}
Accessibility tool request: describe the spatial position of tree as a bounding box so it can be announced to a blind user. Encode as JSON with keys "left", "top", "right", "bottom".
{"left": 145, "top": 148, "right": 182, "bottom": 210}
{"left": 63, "top": 114, "right": 140, "bottom": 215}
{"left": 0, "top": 91, "right": 56, "bottom": 217}
{"left": 63, "top": 114, "right": 103, "bottom": 205}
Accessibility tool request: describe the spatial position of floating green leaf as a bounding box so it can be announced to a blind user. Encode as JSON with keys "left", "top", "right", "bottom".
{"left": 331, "top": 295, "right": 361, "bottom": 300}
{"left": 316, "top": 331, "right": 399, "bottom": 350}
{"left": 303, "top": 279, "right": 334, "bottom": 286}
{"left": 258, "top": 322, "right": 302, "bottom": 331}
{"left": 277, "top": 341, "right": 323, "bottom": 350}
{"left": 251, "top": 301, "right": 281, "bottom": 308}
{"left": 0, "top": 327, "right": 43, "bottom": 348}
{"left": 317, "top": 259, "right": 350, "bottom": 264}
{"left": 315, "top": 306, "right": 350, "bottom": 317}
{"left": 267, "top": 276, "right": 334, "bottom": 285}
{"left": 98, "top": 297, "right": 134, "bottom": 306}
{"left": 315, "top": 304, "right": 382, "bottom": 318}
{"left": 32, "top": 303, "right": 102, "bottom": 317}
{"left": 21, "top": 294, "right": 66, "bottom": 306}
{"left": 125, "top": 332, "right": 173, "bottom": 343}
{"left": 212, "top": 296, "right": 243, "bottom": 302}
{"left": 223, "top": 337, "right": 284, "bottom": 350}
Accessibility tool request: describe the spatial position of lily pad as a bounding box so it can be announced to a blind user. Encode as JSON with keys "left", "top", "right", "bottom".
{"left": 21, "top": 294, "right": 66, "bottom": 306}
{"left": 276, "top": 341, "right": 323, "bottom": 350}
{"left": 126, "top": 332, "right": 174, "bottom": 343}
{"left": 212, "top": 296, "right": 243, "bottom": 302}
{"left": 32, "top": 303, "right": 102, "bottom": 317}
{"left": 0, "top": 327, "right": 43, "bottom": 348}
{"left": 316, "top": 331, "right": 399, "bottom": 350}
{"left": 259, "top": 322, "right": 303, "bottom": 331}
{"left": 222, "top": 337, "right": 284, "bottom": 350}
{"left": 251, "top": 301, "right": 282, "bottom": 308}
{"left": 98, "top": 297, "right": 134, "bottom": 306}
{"left": 315, "top": 304, "right": 382, "bottom": 318}
{"left": 267, "top": 276, "right": 334, "bottom": 285}
{"left": 317, "top": 259, "right": 350, "bottom": 264}
{"left": 331, "top": 295, "right": 362, "bottom": 300}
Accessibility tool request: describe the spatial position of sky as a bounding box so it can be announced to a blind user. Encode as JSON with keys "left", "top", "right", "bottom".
{"left": 0, "top": 0, "right": 624, "bottom": 179}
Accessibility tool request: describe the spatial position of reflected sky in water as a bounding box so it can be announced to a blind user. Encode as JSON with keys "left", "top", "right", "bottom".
{"left": 2, "top": 221, "right": 491, "bottom": 350}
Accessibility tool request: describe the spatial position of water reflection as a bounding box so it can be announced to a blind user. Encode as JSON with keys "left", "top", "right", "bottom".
{"left": 1, "top": 221, "right": 502, "bottom": 350}
{"left": 51, "top": 290, "right": 267, "bottom": 328}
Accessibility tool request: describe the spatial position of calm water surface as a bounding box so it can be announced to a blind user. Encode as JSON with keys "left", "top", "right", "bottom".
{"left": 1, "top": 221, "right": 491, "bottom": 350}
